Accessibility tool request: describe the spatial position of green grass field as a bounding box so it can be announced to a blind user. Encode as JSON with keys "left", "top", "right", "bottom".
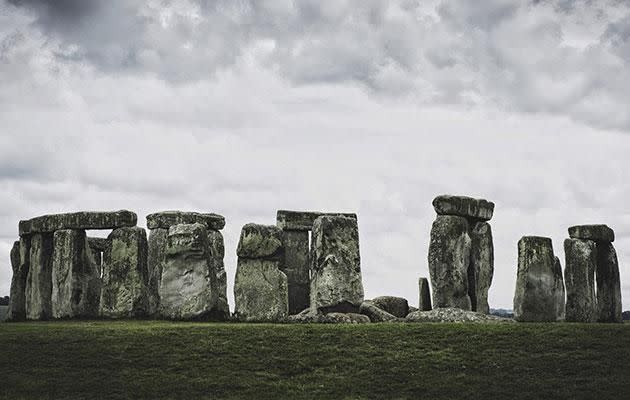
{"left": 1, "top": 321, "right": 629, "bottom": 399}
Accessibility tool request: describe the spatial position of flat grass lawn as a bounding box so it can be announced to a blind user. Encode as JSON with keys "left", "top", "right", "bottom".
{"left": 1, "top": 321, "right": 629, "bottom": 399}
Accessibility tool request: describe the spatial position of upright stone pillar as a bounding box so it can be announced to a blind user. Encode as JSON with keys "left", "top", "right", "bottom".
{"left": 7, "top": 239, "right": 29, "bottom": 321}
{"left": 99, "top": 227, "right": 150, "bottom": 318}
{"left": 281, "top": 230, "right": 310, "bottom": 315}
{"left": 87, "top": 237, "right": 108, "bottom": 277}
{"left": 234, "top": 224, "right": 288, "bottom": 321}
{"left": 428, "top": 195, "right": 495, "bottom": 313}
{"left": 25, "top": 233, "right": 54, "bottom": 320}
{"left": 146, "top": 211, "right": 226, "bottom": 317}
{"left": 52, "top": 229, "right": 101, "bottom": 319}
{"left": 567, "top": 224, "right": 621, "bottom": 323}
{"left": 159, "top": 223, "right": 218, "bottom": 320}
{"left": 310, "top": 216, "right": 364, "bottom": 314}
{"left": 208, "top": 230, "right": 229, "bottom": 319}
{"left": 514, "top": 236, "right": 564, "bottom": 322}
{"left": 418, "top": 277, "right": 432, "bottom": 311}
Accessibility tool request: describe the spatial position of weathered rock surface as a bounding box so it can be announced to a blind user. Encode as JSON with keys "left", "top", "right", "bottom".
{"left": 87, "top": 238, "right": 105, "bottom": 275}
{"left": 19, "top": 210, "right": 137, "bottom": 236}
{"left": 288, "top": 309, "right": 370, "bottom": 324}
{"left": 277, "top": 210, "right": 357, "bottom": 231}
{"left": 428, "top": 215, "right": 472, "bottom": 310}
{"left": 418, "top": 277, "right": 432, "bottom": 311}
{"left": 564, "top": 238, "right": 597, "bottom": 323}
{"left": 359, "top": 301, "right": 397, "bottom": 322}
{"left": 159, "top": 224, "right": 218, "bottom": 320}
{"left": 310, "top": 216, "right": 364, "bottom": 313}
{"left": 568, "top": 224, "right": 614, "bottom": 243}
{"left": 99, "top": 227, "right": 150, "bottom": 318}
{"left": 25, "top": 233, "right": 54, "bottom": 320}
{"left": 432, "top": 195, "right": 494, "bottom": 221}
{"left": 52, "top": 230, "right": 101, "bottom": 319}
{"left": 469, "top": 222, "right": 493, "bottom": 314}
{"left": 406, "top": 308, "right": 514, "bottom": 323}
{"left": 371, "top": 296, "right": 409, "bottom": 318}
{"left": 208, "top": 230, "right": 229, "bottom": 318}
{"left": 234, "top": 259, "right": 288, "bottom": 322}
{"left": 236, "top": 224, "right": 283, "bottom": 260}
{"left": 596, "top": 242, "right": 622, "bottom": 323}
{"left": 281, "top": 230, "right": 311, "bottom": 315}
{"left": 553, "top": 256, "right": 566, "bottom": 321}
{"left": 147, "top": 228, "right": 168, "bottom": 315}
{"left": 146, "top": 211, "right": 225, "bottom": 231}
{"left": 88, "top": 237, "right": 108, "bottom": 252}
{"left": 7, "top": 239, "right": 29, "bottom": 321}
{"left": 513, "top": 236, "right": 564, "bottom": 322}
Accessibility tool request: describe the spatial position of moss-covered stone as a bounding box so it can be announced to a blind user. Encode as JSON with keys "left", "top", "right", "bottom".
{"left": 371, "top": 296, "right": 409, "bottom": 318}
{"left": 470, "top": 221, "right": 494, "bottom": 314}
{"left": 276, "top": 210, "right": 357, "bottom": 231}
{"left": 596, "top": 242, "right": 622, "bottom": 323}
{"left": 564, "top": 238, "right": 597, "bottom": 323}
{"left": 146, "top": 211, "right": 225, "bottom": 231}
{"left": 236, "top": 224, "right": 283, "bottom": 260}
{"left": 234, "top": 259, "right": 288, "bottom": 322}
{"left": 99, "top": 227, "right": 150, "bottom": 318}
{"left": 7, "top": 239, "right": 29, "bottom": 321}
{"left": 432, "top": 195, "right": 494, "bottom": 221}
{"left": 19, "top": 210, "right": 137, "bottom": 236}
{"left": 568, "top": 224, "right": 614, "bottom": 243}
{"left": 25, "top": 233, "right": 54, "bottom": 320}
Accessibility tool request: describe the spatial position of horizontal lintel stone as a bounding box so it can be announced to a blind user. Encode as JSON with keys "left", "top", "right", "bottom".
{"left": 19, "top": 210, "right": 137, "bottom": 236}
{"left": 568, "top": 224, "right": 614, "bottom": 243}
{"left": 146, "top": 211, "right": 225, "bottom": 231}
{"left": 432, "top": 195, "right": 494, "bottom": 221}
{"left": 276, "top": 210, "right": 357, "bottom": 231}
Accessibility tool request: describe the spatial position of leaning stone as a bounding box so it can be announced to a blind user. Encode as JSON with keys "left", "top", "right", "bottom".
{"left": 310, "top": 216, "right": 364, "bottom": 313}
{"left": 432, "top": 195, "right": 494, "bottom": 221}
{"left": 19, "top": 210, "right": 137, "bottom": 236}
{"left": 596, "top": 242, "right": 622, "bottom": 323}
{"left": 208, "top": 230, "right": 229, "bottom": 318}
{"left": 281, "top": 230, "right": 311, "bottom": 315}
{"left": 406, "top": 308, "right": 514, "bottom": 323}
{"left": 25, "top": 233, "right": 54, "bottom": 320}
{"left": 159, "top": 223, "right": 218, "bottom": 320}
{"left": 146, "top": 211, "right": 225, "bottom": 231}
{"left": 469, "top": 221, "right": 494, "bottom": 314}
{"left": 234, "top": 259, "right": 288, "bottom": 322}
{"left": 359, "top": 301, "right": 397, "bottom": 322}
{"left": 428, "top": 215, "right": 472, "bottom": 310}
{"left": 564, "top": 238, "right": 597, "bottom": 323}
{"left": 371, "top": 296, "right": 409, "bottom": 318}
{"left": 513, "top": 236, "right": 563, "bottom": 322}
{"left": 236, "top": 224, "right": 283, "bottom": 260}
{"left": 99, "top": 227, "right": 150, "bottom": 318}
{"left": 52, "top": 230, "right": 101, "bottom": 319}
{"left": 7, "top": 239, "right": 29, "bottom": 321}
{"left": 568, "top": 224, "right": 614, "bottom": 243}
{"left": 277, "top": 210, "right": 357, "bottom": 231}
{"left": 147, "top": 228, "right": 168, "bottom": 315}
{"left": 418, "top": 278, "right": 432, "bottom": 311}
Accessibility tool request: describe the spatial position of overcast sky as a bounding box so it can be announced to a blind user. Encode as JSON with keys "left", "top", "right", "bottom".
{"left": 1, "top": 0, "right": 630, "bottom": 309}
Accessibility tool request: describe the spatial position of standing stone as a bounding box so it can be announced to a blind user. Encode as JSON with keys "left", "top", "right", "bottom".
{"left": 234, "top": 223, "right": 288, "bottom": 321}
{"left": 513, "top": 236, "right": 563, "bottom": 322}
{"left": 281, "top": 230, "right": 310, "bottom": 315}
{"left": 7, "top": 239, "right": 29, "bottom": 321}
{"left": 428, "top": 215, "right": 471, "bottom": 310}
{"left": 208, "top": 230, "right": 229, "bottom": 318}
{"left": 25, "top": 233, "right": 54, "bottom": 320}
{"left": 99, "top": 227, "right": 150, "bottom": 318}
{"left": 234, "top": 259, "right": 288, "bottom": 322}
{"left": 470, "top": 222, "right": 494, "bottom": 314}
{"left": 88, "top": 237, "right": 108, "bottom": 277}
{"left": 147, "top": 228, "right": 168, "bottom": 315}
{"left": 418, "top": 277, "right": 432, "bottom": 311}
{"left": 596, "top": 242, "right": 622, "bottom": 323}
{"left": 52, "top": 230, "right": 101, "bottom": 319}
{"left": 310, "top": 216, "right": 364, "bottom": 313}
{"left": 159, "top": 224, "right": 218, "bottom": 320}
{"left": 564, "top": 238, "right": 597, "bottom": 323}
{"left": 552, "top": 257, "right": 566, "bottom": 321}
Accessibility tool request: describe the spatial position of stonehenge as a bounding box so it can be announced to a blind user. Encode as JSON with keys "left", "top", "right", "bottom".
{"left": 4, "top": 199, "right": 625, "bottom": 325}
{"left": 565, "top": 225, "right": 622, "bottom": 323}
{"left": 428, "top": 195, "right": 494, "bottom": 313}
{"left": 513, "top": 237, "right": 565, "bottom": 322}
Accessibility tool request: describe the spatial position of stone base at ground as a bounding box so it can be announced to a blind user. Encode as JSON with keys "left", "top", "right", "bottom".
{"left": 288, "top": 309, "right": 370, "bottom": 324}
{"left": 371, "top": 296, "right": 409, "bottom": 318}
{"left": 405, "top": 308, "right": 514, "bottom": 323}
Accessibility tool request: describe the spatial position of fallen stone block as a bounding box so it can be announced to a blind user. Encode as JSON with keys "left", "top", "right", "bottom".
{"left": 406, "top": 308, "right": 514, "bottom": 323}
{"left": 371, "top": 296, "right": 409, "bottom": 318}
{"left": 19, "top": 210, "right": 137, "bottom": 236}
{"left": 359, "top": 301, "right": 397, "bottom": 322}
